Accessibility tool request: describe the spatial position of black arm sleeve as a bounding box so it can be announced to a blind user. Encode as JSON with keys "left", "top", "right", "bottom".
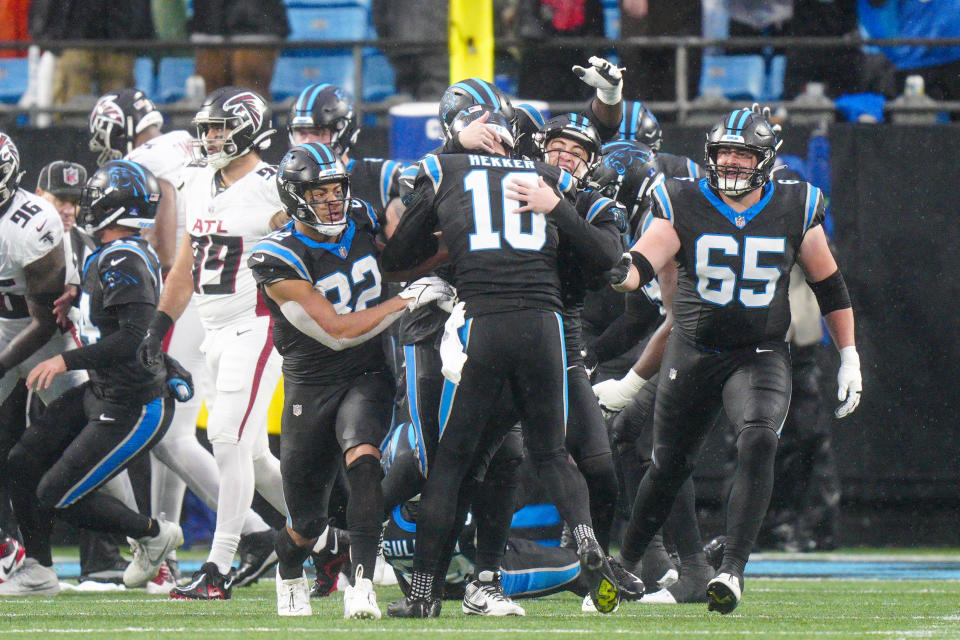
{"left": 380, "top": 184, "right": 440, "bottom": 273}
{"left": 583, "top": 98, "right": 620, "bottom": 143}
{"left": 61, "top": 302, "right": 155, "bottom": 371}
{"left": 550, "top": 199, "right": 623, "bottom": 271}
{"left": 588, "top": 290, "right": 662, "bottom": 364}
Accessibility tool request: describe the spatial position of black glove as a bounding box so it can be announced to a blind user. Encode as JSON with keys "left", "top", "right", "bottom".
{"left": 163, "top": 353, "right": 194, "bottom": 403}
{"left": 604, "top": 252, "right": 633, "bottom": 287}
{"left": 137, "top": 311, "right": 174, "bottom": 369}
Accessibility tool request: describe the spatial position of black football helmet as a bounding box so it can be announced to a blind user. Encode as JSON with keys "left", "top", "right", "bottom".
{"left": 705, "top": 108, "right": 780, "bottom": 197}
{"left": 0, "top": 133, "right": 23, "bottom": 212}
{"left": 192, "top": 87, "right": 275, "bottom": 169}
{"left": 277, "top": 142, "right": 351, "bottom": 236}
{"left": 533, "top": 113, "right": 602, "bottom": 181}
{"left": 438, "top": 78, "right": 516, "bottom": 140}
{"left": 88, "top": 89, "right": 164, "bottom": 167}
{"left": 589, "top": 140, "right": 661, "bottom": 228}
{"left": 287, "top": 83, "right": 359, "bottom": 155}
{"left": 513, "top": 102, "right": 546, "bottom": 160}
{"left": 450, "top": 105, "right": 515, "bottom": 151}
{"left": 78, "top": 160, "right": 161, "bottom": 235}
{"left": 620, "top": 100, "right": 662, "bottom": 152}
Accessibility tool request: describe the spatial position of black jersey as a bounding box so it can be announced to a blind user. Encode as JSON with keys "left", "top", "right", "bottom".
{"left": 658, "top": 152, "right": 703, "bottom": 179}
{"left": 652, "top": 177, "right": 825, "bottom": 350}
{"left": 383, "top": 153, "right": 579, "bottom": 317}
{"left": 347, "top": 156, "right": 404, "bottom": 216}
{"left": 76, "top": 236, "right": 165, "bottom": 403}
{"left": 558, "top": 190, "right": 627, "bottom": 356}
{"left": 249, "top": 203, "right": 388, "bottom": 385}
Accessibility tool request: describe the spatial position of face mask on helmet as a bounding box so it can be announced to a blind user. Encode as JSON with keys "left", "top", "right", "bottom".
{"left": 439, "top": 79, "right": 516, "bottom": 141}
{"left": 88, "top": 89, "right": 164, "bottom": 167}
{"left": 192, "top": 87, "right": 274, "bottom": 170}
{"left": 449, "top": 105, "right": 516, "bottom": 152}
{"left": 278, "top": 143, "right": 352, "bottom": 236}
{"left": 287, "top": 83, "right": 359, "bottom": 155}
{"left": 535, "top": 114, "right": 602, "bottom": 181}
{"left": 77, "top": 160, "right": 161, "bottom": 237}
{"left": 0, "top": 133, "right": 23, "bottom": 211}
{"left": 704, "top": 109, "right": 779, "bottom": 197}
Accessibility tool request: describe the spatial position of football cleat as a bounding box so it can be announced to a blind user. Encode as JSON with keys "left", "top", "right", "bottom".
{"left": 145, "top": 561, "right": 176, "bottom": 595}
{"left": 608, "top": 556, "right": 645, "bottom": 600}
{"left": 123, "top": 519, "right": 184, "bottom": 588}
{"left": 640, "top": 533, "right": 678, "bottom": 593}
{"left": 233, "top": 529, "right": 278, "bottom": 587}
{"left": 703, "top": 535, "right": 727, "bottom": 572}
{"left": 343, "top": 568, "right": 381, "bottom": 619}
{"left": 387, "top": 595, "right": 442, "bottom": 618}
{"left": 577, "top": 538, "right": 620, "bottom": 614}
{"left": 640, "top": 559, "right": 713, "bottom": 604}
{"left": 309, "top": 526, "right": 350, "bottom": 598}
{"left": 706, "top": 572, "right": 743, "bottom": 614}
{"left": 0, "top": 558, "right": 60, "bottom": 596}
{"left": 276, "top": 566, "right": 312, "bottom": 616}
{"left": 169, "top": 562, "right": 234, "bottom": 600}
{"left": 462, "top": 571, "right": 525, "bottom": 616}
{"left": 581, "top": 593, "right": 598, "bottom": 613}
{"left": 0, "top": 532, "right": 26, "bottom": 584}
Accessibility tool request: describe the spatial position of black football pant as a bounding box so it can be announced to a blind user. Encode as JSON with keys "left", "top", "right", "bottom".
{"left": 413, "top": 309, "right": 593, "bottom": 576}
{"left": 621, "top": 334, "right": 791, "bottom": 577}
{"left": 7, "top": 383, "right": 172, "bottom": 566}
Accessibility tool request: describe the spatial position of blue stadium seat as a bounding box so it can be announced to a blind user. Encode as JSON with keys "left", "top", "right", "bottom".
{"left": 0, "top": 58, "right": 28, "bottom": 104}
{"left": 156, "top": 57, "right": 195, "bottom": 103}
{"left": 286, "top": 0, "right": 369, "bottom": 7}
{"left": 361, "top": 48, "right": 395, "bottom": 102}
{"left": 765, "top": 55, "right": 786, "bottom": 101}
{"left": 271, "top": 55, "right": 355, "bottom": 100}
{"left": 603, "top": 6, "right": 620, "bottom": 39}
{"left": 134, "top": 57, "right": 155, "bottom": 96}
{"left": 699, "top": 54, "right": 766, "bottom": 101}
{"left": 287, "top": 4, "right": 370, "bottom": 43}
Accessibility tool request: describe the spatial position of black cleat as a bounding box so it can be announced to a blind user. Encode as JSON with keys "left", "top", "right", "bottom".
{"left": 640, "top": 534, "right": 678, "bottom": 593}
{"left": 578, "top": 539, "right": 620, "bottom": 614}
{"left": 641, "top": 558, "right": 714, "bottom": 604}
{"left": 309, "top": 527, "right": 351, "bottom": 598}
{"left": 706, "top": 572, "right": 743, "bottom": 614}
{"left": 608, "top": 557, "right": 645, "bottom": 601}
{"left": 386, "top": 595, "right": 442, "bottom": 618}
{"left": 234, "top": 529, "right": 278, "bottom": 587}
{"left": 703, "top": 535, "right": 727, "bottom": 572}
{"left": 170, "top": 562, "right": 234, "bottom": 600}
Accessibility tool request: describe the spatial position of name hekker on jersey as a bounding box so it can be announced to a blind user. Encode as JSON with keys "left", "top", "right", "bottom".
{"left": 558, "top": 190, "right": 626, "bottom": 357}
{"left": 405, "top": 154, "right": 577, "bottom": 317}
{"left": 77, "top": 236, "right": 165, "bottom": 404}
{"left": 346, "top": 157, "right": 403, "bottom": 215}
{"left": 126, "top": 130, "right": 193, "bottom": 242}
{"left": 0, "top": 189, "right": 63, "bottom": 321}
{"left": 248, "top": 204, "right": 386, "bottom": 385}
{"left": 652, "top": 177, "right": 825, "bottom": 350}
{"left": 182, "top": 161, "right": 281, "bottom": 330}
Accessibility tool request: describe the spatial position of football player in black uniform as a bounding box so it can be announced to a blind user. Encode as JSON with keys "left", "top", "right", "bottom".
{"left": 248, "top": 143, "right": 454, "bottom": 619}
{"left": 614, "top": 108, "right": 862, "bottom": 613}
{"left": 618, "top": 100, "right": 703, "bottom": 180}
{"left": 381, "top": 107, "right": 621, "bottom": 617}
{"left": 1, "top": 161, "right": 188, "bottom": 596}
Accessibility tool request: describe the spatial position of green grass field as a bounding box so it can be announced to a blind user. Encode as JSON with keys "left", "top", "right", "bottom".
{"left": 2, "top": 572, "right": 959, "bottom": 640}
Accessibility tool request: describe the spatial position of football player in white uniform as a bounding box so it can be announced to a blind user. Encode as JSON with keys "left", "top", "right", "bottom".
{"left": 89, "top": 89, "right": 277, "bottom": 590}
{"left": 138, "top": 87, "right": 288, "bottom": 600}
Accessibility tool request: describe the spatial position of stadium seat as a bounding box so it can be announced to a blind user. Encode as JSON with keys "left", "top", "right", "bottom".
{"left": 271, "top": 55, "right": 355, "bottom": 100}
{"left": 699, "top": 54, "right": 766, "bottom": 101}
{"left": 0, "top": 58, "right": 28, "bottom": 104}
{"left": 286, "top": 4, "right": 370, "bottom": 44}
{"left": 286, "top": 0, "right": 369, "bottom": 7}
{"left": 156, "top": 57, "right": 195, "bottom": 103}
{"left": 765, "top": 55, "right": 786, "bottom": 101}
{"left": 603, "top": 5, "right": 620, "bottom": 39}
{"left": 134, "top": 57, "right": 155, "bottom": 96}
{"left": 361, "top": 48, "right": 395, "bottom": 102}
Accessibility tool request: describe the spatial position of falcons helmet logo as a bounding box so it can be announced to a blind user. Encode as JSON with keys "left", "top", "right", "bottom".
{"left": 222, "top": 92, "right": 265, "bottom": 131}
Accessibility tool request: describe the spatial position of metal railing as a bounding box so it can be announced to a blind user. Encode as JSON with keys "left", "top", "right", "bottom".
{"left": 1, "top": 35, "right": 959, "bottom": 124}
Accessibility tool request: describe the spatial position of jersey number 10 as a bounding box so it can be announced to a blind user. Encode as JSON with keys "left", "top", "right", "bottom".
{"left": 465, "top": 170, "right": 546, "bottom": 252}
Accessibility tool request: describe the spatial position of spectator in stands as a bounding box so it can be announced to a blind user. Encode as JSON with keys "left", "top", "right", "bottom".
{"left": 618, "top": 0, "right": 701, "bottom": 106}
{"left": 372, "top": 0, "right": 449, "bottom": 101}
{"left": 188, "top": 0, "right": 289, "bottom": 100}
{"left": 28, "top": 0, "right": 153, "bottom": 106}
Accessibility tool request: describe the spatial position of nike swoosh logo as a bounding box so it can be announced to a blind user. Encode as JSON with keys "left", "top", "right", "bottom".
{"left": 1, "top": 557, "right": 15, "bottom": 574}
{"left": 237, "top": 329, "right": 252, "bottom": 336}
{"left": 756, "top": 348, "right": 773, "bottom": 353}
{"left": 252, "top": 254, "right": 265, "bottom": 262}
{"left": 99, "top": 413, "right": 115, "bottom": 422}
{"left": 110, "top": 257, "right": 127, "bottom": 266}
{"left": 36, "top": 220, "right": 47, "bottom": 232}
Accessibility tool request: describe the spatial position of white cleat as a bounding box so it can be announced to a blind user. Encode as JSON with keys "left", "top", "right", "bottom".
{"left": 123, "top": 520, "right": 184, "bottom": 588}
{"left": 373, "top": 554, "right": 397, "bottom": 586}
{"left": 640, "top": 587, "right": 678, "bottom": 603}
{"left": 462, "top": 571, "right": 525, "bottom": 616}
{"left": 0, "top": 558, "right": 61, "bottom": 596}
{"left": 706, "top": 572, "right": 743, "bottom": 614}
{"left": 343, "top": 568, "right": 381, "bottom": 620}
{"left": 582, "top": 593, "right": 598, "bottom": 613}
{"left": 146, "top": 561, "right": 176, "bottom": 595}
{"left": 276, "top": 567, "right": 312, "bottom": 616}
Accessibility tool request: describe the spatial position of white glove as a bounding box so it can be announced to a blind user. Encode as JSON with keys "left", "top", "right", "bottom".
{"left": 398, "top": 277, "right": 456, "bottom": 311}
{"left": 750, "top": 102, "right": 782, "bottom": 137}
{"left": 592, "top": 369, "right": 646, "bottom": 414}
{"left": 572, "top": 56, "right": 624, "bottom": 105}
{"left": 835, "top": 346, "right": 861, "bottom": 418}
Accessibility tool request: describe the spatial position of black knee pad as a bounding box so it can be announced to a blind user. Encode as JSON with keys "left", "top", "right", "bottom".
{"left": 346, "top": 455, "right": 383, "bottom": 535}
{"left": 737, "top": 425, "right": 779, "bottom": 464}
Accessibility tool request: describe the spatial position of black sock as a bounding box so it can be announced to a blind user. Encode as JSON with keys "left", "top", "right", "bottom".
{"left": 581, "top": 455, "right": 618, "bottom": 553}
{"left": 722, "top": 427, "right": 779, "bottom": 576}
{"left": 662, "top": 476, "right": 702, "bottom": 558}
{"left": 621, "top": 462, "right": 690, "bottom": 564}
{"left": 276, "top": 527, "right": 311, "bottom": 580}
{"left": 61, "top": 493, "right": 154, "bottom": 538}
{"left": 346, "top": 455, "right": 383, "bottom": 583}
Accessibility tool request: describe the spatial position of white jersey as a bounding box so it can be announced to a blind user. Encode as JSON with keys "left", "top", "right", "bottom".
{"left": 181, "top": 161, "right": 281, "bottom": 330}
{"left": 126, "top": 129, "right": 194, "bottom": 243}
{"left": 0, "top": 188, "right": 64, "bottom": 324}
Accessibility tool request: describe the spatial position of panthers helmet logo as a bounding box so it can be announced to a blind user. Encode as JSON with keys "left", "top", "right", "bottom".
{"left": 222, "top": 92, "right": 265, "bottom": 131}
